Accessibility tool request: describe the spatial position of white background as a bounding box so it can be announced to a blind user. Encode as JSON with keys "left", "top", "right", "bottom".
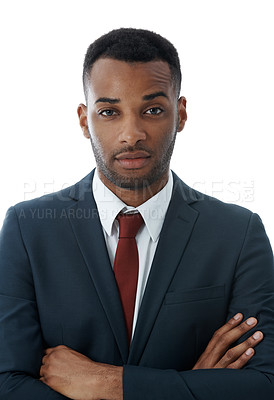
{"left": 0, "top": 0, "right": 273, "bottom": 246}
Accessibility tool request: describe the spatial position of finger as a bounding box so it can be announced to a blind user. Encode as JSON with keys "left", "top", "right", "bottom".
{"left": 215, "top": 314, "right": 257, "bottom": 340}
{"left": 44, "top": 348, "right": 55, "bottom": 355}
{"left": 216, "top": 330, "right": 263, "bottom": 368}
{"left": 193, "top": 316, "right": 260, "bottom": 370}
{"left": 210, "top": 317, "right": 258, "bottom": 352}
{"left": 40, "top": 364, "right": 45, "bottom": 377}
{"left": 40, "top": 376, "right": 49, "bottom": 386}
{"left": 227, "top": 348, "right": 255, "bottom": 369}
{"left": 206, "top": 314, "right": 244, "bottom": 352}
{"left": 203, "top": 314, "right": 243, "bottom": 352}
{"left": 214, "top": 313, "right": 244, "bottom": 336}
{"left": 220, "top": 317, "right": 258, "bottom": 347}
{"left": 205, "top": 317, "right": 259, "bottom": 367}
{"left": 42, "top": 345, "right": 67, "bottom": 368}
{"left": 225, "top": 313, "right": 244, "bottom": 329}
{"left": 41, "top": 354, "right": 48, "bottom": 365}
{"left": 44, "top": 345, "right": 68, "bottom": 355}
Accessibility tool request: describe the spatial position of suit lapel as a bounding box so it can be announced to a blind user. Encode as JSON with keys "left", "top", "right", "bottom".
{"left": 128, "top": 174, "right": 199, "bottom": 364}
{"left": 65, "top": 171, "right": 129, "bottom": 363}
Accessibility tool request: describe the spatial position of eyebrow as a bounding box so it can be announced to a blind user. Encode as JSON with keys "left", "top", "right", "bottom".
{"left": 142, "top": 91, "right": 169, "bottom": 101}
{"left": 95, "top": 97, "right": 121, "bottom": 104}
{"left": 94, "top": 91, "right": 169, "bottom": 105}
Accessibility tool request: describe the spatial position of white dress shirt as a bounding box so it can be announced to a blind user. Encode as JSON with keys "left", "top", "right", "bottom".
{"left": 92, "top": 168, "right": 173, "bottom": 339}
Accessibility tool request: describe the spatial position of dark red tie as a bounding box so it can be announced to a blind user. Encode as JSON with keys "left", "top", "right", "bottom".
{"left": 114, "top": 213, "right": 144, "bottom": 342}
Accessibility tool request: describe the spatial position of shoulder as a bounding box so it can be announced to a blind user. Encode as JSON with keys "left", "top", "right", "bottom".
{"left": 172, "top": 171, "right": 253, "bottom": 226}
{"left": 11, "top": 171, "right": 94, "bottom": 217}
{"left": 171, "top": 172, "right": 272, "bottom": 254}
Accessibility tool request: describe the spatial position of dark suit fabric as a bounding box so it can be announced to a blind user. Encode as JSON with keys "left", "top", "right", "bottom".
{"left": 0, "top": 170, "right": 274, "bottom": 399}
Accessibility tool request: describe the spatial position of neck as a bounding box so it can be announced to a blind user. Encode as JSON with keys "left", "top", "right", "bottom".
{"left": 97, "top": 170, "right": 169, "bottom": 207}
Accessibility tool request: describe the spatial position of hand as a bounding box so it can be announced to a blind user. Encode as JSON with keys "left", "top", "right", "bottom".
{"left": 40, "top": 345, "right": 123, "bottom": 400}
{"left": 192, "top": 313, "right": 263, "bottom": 370}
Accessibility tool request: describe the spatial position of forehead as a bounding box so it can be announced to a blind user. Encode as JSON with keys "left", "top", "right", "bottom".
{"left": 87, "top": 58, "right": 175, "bottom": 101}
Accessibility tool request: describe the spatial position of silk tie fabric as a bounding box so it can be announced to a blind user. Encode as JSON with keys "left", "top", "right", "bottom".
{"left": 114, "top": 213, "right": 144, "bottom": 343}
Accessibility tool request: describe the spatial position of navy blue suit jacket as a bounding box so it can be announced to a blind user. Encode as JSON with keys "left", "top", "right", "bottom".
{"left": 0, "top": 170, "right": 274, "bottom": 399}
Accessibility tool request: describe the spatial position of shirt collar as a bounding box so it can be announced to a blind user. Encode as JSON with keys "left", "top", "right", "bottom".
{"left": 92, "top": 168, "right": 173, "bottom": 242}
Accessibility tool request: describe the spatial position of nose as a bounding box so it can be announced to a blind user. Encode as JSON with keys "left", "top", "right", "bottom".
{"left": 118, "top": 114, "right": 146, "bottom": 146}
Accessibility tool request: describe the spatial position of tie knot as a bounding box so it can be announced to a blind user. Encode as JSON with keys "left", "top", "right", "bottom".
{"left": 117, "top": 213, "right": 144, "bottom": 238}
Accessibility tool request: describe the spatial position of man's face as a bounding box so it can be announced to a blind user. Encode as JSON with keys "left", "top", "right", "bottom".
{"left": 78, "top": 58, "right": 186, "bottom": 191}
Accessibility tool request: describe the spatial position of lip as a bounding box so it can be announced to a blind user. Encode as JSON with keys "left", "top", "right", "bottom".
{"left": 115, "top": 151, "right": 151, "bottom": 169}
{"left": 115, "top": 151, "right": 151, "bottom": 160}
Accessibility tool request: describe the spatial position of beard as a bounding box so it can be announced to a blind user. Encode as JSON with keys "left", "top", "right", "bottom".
{"left": 89, "top": 130, "right": 177, "bottom": 191}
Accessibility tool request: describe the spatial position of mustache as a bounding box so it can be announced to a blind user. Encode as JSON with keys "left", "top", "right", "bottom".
{"left": 112, "top": 145, "right": 154, "bottom": 158}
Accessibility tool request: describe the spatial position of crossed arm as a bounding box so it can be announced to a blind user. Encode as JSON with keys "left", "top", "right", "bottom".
{"left": 1, "top": 209, "right": 274, "bottom": 399}
{"left": 39, "top": 313, "right": 264, "bottom": 400}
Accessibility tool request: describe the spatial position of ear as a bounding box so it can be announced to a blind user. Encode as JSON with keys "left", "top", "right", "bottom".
{"left": 77, "top": 104, "right": 90, "bottom": 139}
{"left": 177, "top": 96, "right": 187, "bottom": 132}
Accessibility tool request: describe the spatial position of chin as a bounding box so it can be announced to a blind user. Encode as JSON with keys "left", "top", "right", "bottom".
{"left": 111, "top": 176, "right": 154, "bottom": 190}
{"left": 109, "top": 168, "right": 168, "bottom": 191}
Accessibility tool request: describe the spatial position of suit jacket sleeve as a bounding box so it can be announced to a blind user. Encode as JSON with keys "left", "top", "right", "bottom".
{"left": 123, "top": 213, "right": 274, "bottom": 399}
{"left": 0, "top": 207, "right": 68, "bottom": 399}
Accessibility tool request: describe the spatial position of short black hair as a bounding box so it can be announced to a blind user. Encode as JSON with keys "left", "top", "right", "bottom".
{"left": 83, "top": 28, "right": 182, "bottom": 100}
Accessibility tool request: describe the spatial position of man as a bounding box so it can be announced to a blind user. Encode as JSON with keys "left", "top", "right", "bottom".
{"left": 0, "top": 28, "right": 273, "bottom": 399}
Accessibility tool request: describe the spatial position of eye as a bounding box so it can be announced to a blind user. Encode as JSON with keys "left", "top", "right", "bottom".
{"left": 145, "top": 107, "right": 163, "bottom": 115}
{"left": 99, "top": 109, "right": 117, "bottom": 117}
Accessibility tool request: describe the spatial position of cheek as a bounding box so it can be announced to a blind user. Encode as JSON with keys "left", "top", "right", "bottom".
{"left": 147, "top": 112, "right": 177, "bottom": 142}
{"left": 89, "top": 115, "right": 118, "bottom": 149}
{"left": 90, "top": 130, "right": 115, "bottom": 161}
{"left": 151, "top": 124, "right": 176, "bottom": 151}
